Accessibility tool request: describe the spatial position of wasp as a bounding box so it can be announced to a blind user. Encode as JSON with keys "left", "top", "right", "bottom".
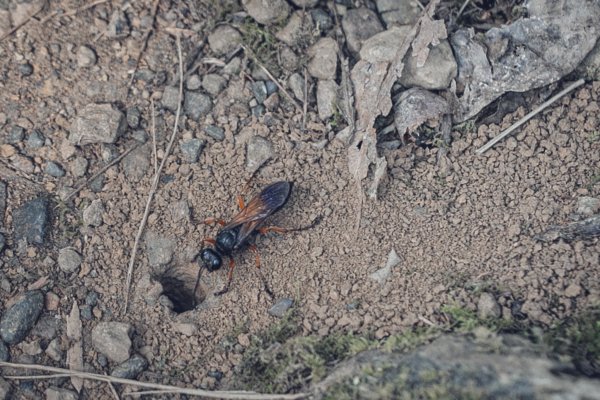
{"left": 160, "top": 180, "right": 317, "bottom": 312}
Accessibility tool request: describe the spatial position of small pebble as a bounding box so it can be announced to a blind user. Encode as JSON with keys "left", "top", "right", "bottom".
{"left": 110, "top": 354, "right": 148, "bottom": 379}
{"left": 204, "top": 125, "right": 225, "bottom": 141}
{"left": 126, "top": 107, "right": 141, "bottom": 128}
{"left": 45, "top": 161, "right": 66, "bottom": 177}
{"left": 186, "top": 74, "right": 202, "bottom": 91}
{"left": 251, "top": 105, "right": 265, "bottom": 117}
{"left": 180, "top": 138, "right": 205, "bottom": 163}
{"left": 83, "top": 199, "right": 104, "bottom": 227}
{"left": 45, "top": 387, "right": 78, "bottom": 400}
{"left": 77, "top": 45, "right": 97, "bottom": 67}
{"left": 86, "top": 290, "right": 99, "bottom": 307}
{"left": 26, "top": 130, "right": 45, "bottom": 148}
{"left": 0, "top": 290, "right": 44, "bottom": 345}
{"left": 268, "top": 298, "right": 293, "bottom": 318}
{"left": 131, "top": 130, "right": 148, "bottom": 143}
{"left": 265, "top": 80, "right": 278, "bottom": 96}
{"left": 91, "top": 322, "right": 133, "bottom": 363}
{"left": 70, "top": 156, "right": 88, "bottom": 177}
{"left": 8, "top": 125, "right": 25, "bottom": 143}
{"left": 80, "top": 305, "right": 93, "bottom": 320}
{"left": 251, "top": 81, "right": 268, "bottom": 104}
{"left": 19, "top": 62, "right": 33, "bottom": 76}
{"left": 58, "top": 248, "right": 82, "bottom": 273}
{"left": 0, "top": 341, "right": 9, "bottom": 361}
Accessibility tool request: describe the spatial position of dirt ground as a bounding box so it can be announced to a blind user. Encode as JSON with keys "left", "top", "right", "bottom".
{"left": 0, "top": 0, "right": 599, "bottom": 397}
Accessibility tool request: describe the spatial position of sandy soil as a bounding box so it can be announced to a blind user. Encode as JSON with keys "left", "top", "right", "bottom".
{"left": 0, "top": 0, "right": 598, "bottom": 397}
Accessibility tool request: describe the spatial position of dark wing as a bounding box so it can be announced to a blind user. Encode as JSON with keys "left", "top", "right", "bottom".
{"left": 223, "top": 181, "right": 291, "bottom": 246}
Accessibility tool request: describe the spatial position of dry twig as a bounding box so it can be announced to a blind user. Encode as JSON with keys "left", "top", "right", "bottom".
{"left": 243, "top": 46, "right": 302, "bottom": 112}
{"left": 64, "top": 145, "right": 139, "bottom": 201}
{"left": 456, "top": 0, "right": 472, "bottom": 20}
{"left": 150, "top": 98, "right": 158, "bottom": 175}
{"left": 126, "top": 0, "right": 161, "bottom": 98}
{"left": 476, "top": 79, "right": 585, "bottom": 154}
{"left": 0, "top": 361, "right": 308, "bottom": 399}
{"left": 123, "top": 33, "right": 184, "bottom": 312}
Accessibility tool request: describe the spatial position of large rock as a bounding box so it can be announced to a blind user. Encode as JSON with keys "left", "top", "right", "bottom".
{"left": 308, "top": 38, "right": 338, "bottom": 80}
{"left": 208, "top": 25, "right": 242, "bottom": 55}
{"left": 359, "top": 26, "right": 411, "bottom": 63}
{"left": 0, "top": 291, "right": 44, "bottom": 345}
{"left": 13, "top": 197, "right": 49, "bottom": 245}
{"left": 91, "top": 322, "right": 133, "bottom": 363}
{"left": 69, "top": 103, "right": 126, "bottom": 145}
{"left": 312, "top": 334, "right": 600, "bottom": 399}
{"left": 376, "top": 0, "right": 421, "bottom": 27}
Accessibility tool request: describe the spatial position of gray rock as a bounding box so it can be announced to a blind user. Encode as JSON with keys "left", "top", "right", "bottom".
{"left": 45, "top": 387, "right": 78, "bottom": 400}
{"left": 316, "top": 80, "right": 338, "bottom": 121}
{"left": 30, "top": 315, "right": 59, "bottom": 340}
{"left": 359, "top": 26, "right": 411, "bottom": 63}
{"left": 70, "top": 156, "right": 89, "bottom": 177}
{"left": 186, "top": 74, "right": 202, "bottom": 91}
{"left": 145, "top": 231, "right": 176, "bottom": 266}
{"left": 0, "top": 291, "right": 44, "bottom": 344}
{"left": 268, "top": 298, "right": 293, "bottom": 318}
{"left": 265, "top": 80, "right": 278, "bottom": 96}
{"left": 0, "top": 377, "right": 10, "bottom": 400}
{"left": 83, "top": 199, "right": 104, "bottom": 227}
{"left": 8, "top": 125, "right": 24, "bottom": 143}
{"left": 171, "top": 200, "right": 190, "bottom": 222}
{"left": 90, "top": 174, "right": 105, "bottom": 192}
{"left": 13, "top": 197, "right": 49, "bottom": 245}
{"left": 208, "top": 25, "right": 242, "bottom": 56}
{"left": 252, "top": 81, "right": 268, "bottom": 104}
{"left": 106, "top": 9, "right": 130, "bottom": 39}
{"left": 77, "top": 45, "right": 97, "bottom": 67}
{"left": 91, "top": 322, "right": 133, "bottom": 363}
{"left": 246, "top": 136, "right": 274, "bottom": 172}
{"left": 45, "top": 161, "right": 66, "bottom": 177}
{"left": 451, "top": 0, "right": 600, "bottom": 121}
{"left": 276, "top": 10, "right": 312, "bottom": 47}
{"left": 341, "top": 8, "right": 384, "bottom": 54}
{"left": 313, "top": 334, "right": 600, "bottom": 399}
{"left": 264, "top": 93, "right": 280, "bottom": 111}
{"left": 369, "top": 249, "right": 400, "bottom": 285}
{"left": 45, "top": 338, "right": 62, "bottom": 361}
{"left": 161, "top": 86, "right": 181, "bottom": 112}
{"left": 308, "top": 38, "right": 338, "bottom": 80}
{"left": 310, "top": 9, "right": 333, "bottom": 33}
{"left": 110, "top": 354, "right": 148, "bottom": 379}
{"left": 280, "top": 46, "right": 299, "bottom": 71}
{"left": 126, "top": 106, "right": 141, "bottom": 129}
{"left": 288, "top": 73, "right": 305, "bottom": 101}
{"left": 18, "top": 62, "right": 33, "bottom": 77}
{"left": 180, "top": 138, "right": 205, "bottom": 163}
{"left": 223, "top": 57, "right": 242, "bottom": 75}
{"left": 57, "top": 247, "right": 82, "bottom": 273}
{"left": 184, "top": 92, "right": 212, "bottom": 121}
{"left": 131, "top": 130, "right": 148, "bottom": 143}
{"left": 70, "top": 103, "right": 126, "bottom": 145}
{"left": 202, "top": 74, "right": 227, "bottom": 96}
{"left": 576, "top": 196, "right": 600, "bottom": 216}
{"left": 477, "top": 292, "right": 501, "bottom": 319}
{"left": 80, "top": 305, "right": 93, "bottom": 320}
{"left": 0, "top": 234, "right": 5, "bottom": 254}
{"left": 400, "top": 40, "right": 457, "bottom": 90}
{"left": 242, "top": 0, "right": 290, "bottom": 25}
{"left": 251, "top": 105, "right": 265, "bottom": 117}
{"left": 0, "top": 341, "right": 9, "bottom": 361}
{"left": 86, "top": 291, "right": 99, "bottom": 307}
{"left": 101, "top": 144, "right": 118, "bottom": 162}
{"left": 122, "top": 146, "right": 150, "bottom": 182}
{"left": 376, "top": 0, "right": 421, "bottom": 27}
{"left": 0, "top": 181, "right": 6, "bottom": 221}
{"left": 394, "top": 89, "right": 450, "bottom": 137}
{"left": 26, "top": 130, "right": 45, "bottom": 148}
{"left": 204, "top": 125, "right": 225, "bottom": 141}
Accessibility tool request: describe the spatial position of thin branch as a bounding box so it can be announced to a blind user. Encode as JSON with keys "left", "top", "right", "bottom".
{"left": 302, "top": 67, "right": 308, "bottom": 130}
{"left": 0, "top": 361, "right": 308, "bottom": 399}
{"left": 126, "top": 0, "right": 160, "bottom": 98}
{"left": 64, "top": 144, "right": 139, "bottom": 201}
{"left": 418, "top": 315, "right": 437, "bottom": 327}
{"left": 123, "top": 34, "right": 184, "bottom": 312}
{"left": 150, "top": 98, "right": 158, "bottom": 176}
{"left": 0, "top": 1, "right": 45, "bottom": 41}
{"left": 456, "top": 0, "right": 471, "bottom": 20}
{"left": 243, "top": 46, "right": 302, "bottom": 112}
{"left": 106, "top": 373, "right": 121, "bottom": 400}
{"left": 476, "top": 79, "right": 585, "bottom": 155}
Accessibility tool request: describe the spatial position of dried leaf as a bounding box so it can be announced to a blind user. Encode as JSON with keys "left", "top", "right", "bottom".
{"left": 66, "top": 301, "right": 83, "bottom": 392}
{"left": 411, "top": 15, "right": 447, "bottom": 67}
{"left": 348, "top": 0, "right": 442, "bottom": 197}
{"left": 66, "top": 301, "right": 82, "bottom": 341}
{"left": 67, "top": 344, "right": 83, "bottom": 393}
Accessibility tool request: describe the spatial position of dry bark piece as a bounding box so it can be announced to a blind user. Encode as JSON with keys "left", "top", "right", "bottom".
{"left": 534, "top": 215, "right": 600, "bottom": 242}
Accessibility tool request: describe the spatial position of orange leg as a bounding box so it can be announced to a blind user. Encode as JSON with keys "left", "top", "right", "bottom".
{"left": 237, "top": 195, "right": 245, "bottom": 210}
{"left": 248, "top": 244, "right": 273, "bottom": 297}
{"left": 215, "top": 256, "right": 235, "bottom": 296}
{"left": 202, "top": 237, "right": 216, "bottom": 246}
{"left": 204, "top": 218, "right": 226, "bottom": 226}
{"left": 258, "top": 216, "right": 322, "bottom": 235}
